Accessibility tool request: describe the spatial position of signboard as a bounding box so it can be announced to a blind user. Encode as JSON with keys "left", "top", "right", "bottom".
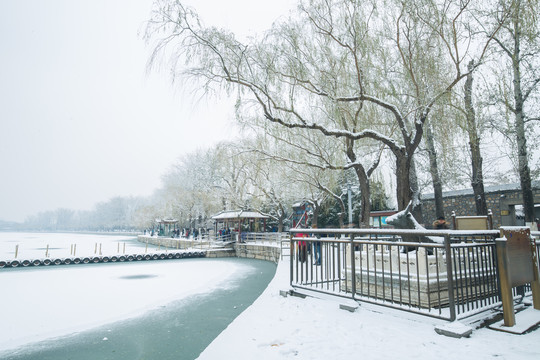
{"left": 500, "top": 228, "right": 535, "bottom": 286}
{"left": 496, "top": 227, "right": 540, "bottom": 327}
{"left": 455, "top": 216, "right": 488, "bottom": 230}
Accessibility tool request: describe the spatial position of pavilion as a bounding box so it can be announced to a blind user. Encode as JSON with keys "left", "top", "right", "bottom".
{"left": 155, "top": 218, "right": 179, "bottom": 237}
{"left": 211, "top": 210, "right": 270, "bottom": 240}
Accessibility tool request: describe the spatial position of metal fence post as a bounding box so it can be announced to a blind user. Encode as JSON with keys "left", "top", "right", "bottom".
{"left": 290, "top": 232, "right": 294, "bottom": 287}
{"left": 350, "top": 233, "right": 356, "bottom": 299}
{"left": 444, "top": 233, "right": 456, "bottom": 321}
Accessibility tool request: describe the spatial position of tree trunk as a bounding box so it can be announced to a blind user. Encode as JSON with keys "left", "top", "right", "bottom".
{"left": 394, "top": 147, "right": 425, "bottom": 226}
{"left": 514, "top": 75, "right": 535, "bottom": 222}
{"left": 395, "top": 149, "right": 412, "bottom": 211}
{"left": 356, "top": 171, "right": 371, "bottom": 227}
{"left": 425, "top": 123, "right": 445, "bottom": 219}
{"left": 464, "top": 60, "right": 488, "bottom": 215}
{"left": 408, "top": 156, "right": 424, "bottom": 224}
{"left": 511, "top": 8, "right": 535, "bottom": 223}
{"left": 345, "top": 141, "right": 371, "bottom": 228}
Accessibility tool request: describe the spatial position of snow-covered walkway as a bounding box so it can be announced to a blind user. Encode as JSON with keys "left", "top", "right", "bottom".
{"left": 198, "top": 260, "right": 540, "bottom": 360}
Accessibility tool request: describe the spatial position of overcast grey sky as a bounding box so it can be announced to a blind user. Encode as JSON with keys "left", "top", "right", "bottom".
{"left": 0, "top": 0, "right": 296, "bottom": 222}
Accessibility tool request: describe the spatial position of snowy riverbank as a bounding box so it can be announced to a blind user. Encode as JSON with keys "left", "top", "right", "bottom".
{"left": 198, "top": 260, "right": 540, "bottom": 360}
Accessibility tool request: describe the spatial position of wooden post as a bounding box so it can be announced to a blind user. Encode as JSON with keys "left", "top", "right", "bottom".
{"left": 495, "top": 237, "right": 515, "bottom": 327}
{"left": 530, "top": 236, "right": 540, "bottom": 310}
{"left": 15, "top": 244, "right": 19, "bottom": 259}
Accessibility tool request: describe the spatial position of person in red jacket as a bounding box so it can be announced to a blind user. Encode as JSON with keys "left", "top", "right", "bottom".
{"left": 297, "top": 232, "right": 307, "bottom": 263}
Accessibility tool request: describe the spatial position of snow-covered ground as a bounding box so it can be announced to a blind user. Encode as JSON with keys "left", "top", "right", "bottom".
{"left": 198, "top": 260, "right": 540, "bottom": 360}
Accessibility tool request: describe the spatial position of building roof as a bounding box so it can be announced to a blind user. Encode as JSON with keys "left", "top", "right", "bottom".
{"left": 211, "top": 210, "right": 269, "bottom": 220}
{"left": 155, "top": 218, "right": 178, "bottom": 224}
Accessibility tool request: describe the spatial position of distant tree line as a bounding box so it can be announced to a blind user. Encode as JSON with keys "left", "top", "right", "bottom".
{"left": 17, "top": 197, "right": 150, "bottom": 232}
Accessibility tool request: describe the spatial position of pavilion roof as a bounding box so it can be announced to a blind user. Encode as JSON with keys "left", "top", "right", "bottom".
{"left": 155, "top": 218, "right": 178, "bottom": 224}
{"left": 211, "top": 210, "right": 269, "bottom": 221}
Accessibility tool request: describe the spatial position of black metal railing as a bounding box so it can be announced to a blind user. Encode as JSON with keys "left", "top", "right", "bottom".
{"left": 288, "top": 228, "right": 538, "bottom": 321}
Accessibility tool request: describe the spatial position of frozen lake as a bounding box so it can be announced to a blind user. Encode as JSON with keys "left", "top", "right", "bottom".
{"left": 0, "top": 232, "right": 277, "bottom": 360}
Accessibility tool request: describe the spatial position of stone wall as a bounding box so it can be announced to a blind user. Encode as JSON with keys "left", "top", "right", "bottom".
{"left": 138, "top": 235, "right": 211, "bottom": 251}
{"left": 206, "top": 249, "right": 236, "bottom": 258}
{"left": 137, "top": 235, "right": 281, "bottom": 263}
{"left": 421, "top": 182, "right": 540, "bottom": 228}
{"left": 234, "top": 243, "right": 281, "bottom": 263}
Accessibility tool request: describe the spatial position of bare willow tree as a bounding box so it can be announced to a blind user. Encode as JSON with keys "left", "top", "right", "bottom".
{"left": 146, "top": 0, "right": 505, "bottom": 224}
{"left": 159, "top": 149, "right": 224, "bottom": 227}
{"left": 235, "top": 139, "right": 302, "bottom": 232}
{"left": 244, "top": 116, "right": 382, "bottom": 227}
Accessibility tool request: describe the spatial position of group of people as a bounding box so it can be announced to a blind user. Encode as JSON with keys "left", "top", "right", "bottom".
{"left": 296, "top": 232, "right": 321, "bottom": 265}
{"left": 218, "top": 228, "right": 232, "bottom": 241}
{"left": 145, "top": 228, "right": 203, "bottom": 239}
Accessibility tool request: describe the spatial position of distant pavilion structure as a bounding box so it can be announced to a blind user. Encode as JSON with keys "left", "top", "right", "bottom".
{"left": 211, "top": 210, "right": 270, "bottom": 240}
{"left": 156, "top": 218, "right": 178, "bottom": 237}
